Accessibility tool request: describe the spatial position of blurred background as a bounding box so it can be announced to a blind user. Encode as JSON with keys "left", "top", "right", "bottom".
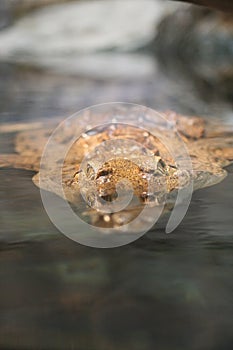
{"left": 0, "top": 0, "right": 232, "bottom": 122}
{"left": 0, "top": 1, "right": 233, "bottom": 349}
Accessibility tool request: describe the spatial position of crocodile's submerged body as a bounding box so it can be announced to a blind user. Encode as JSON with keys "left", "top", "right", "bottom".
{"left": 0, "top": 110, "right": 233, "bottom": 229}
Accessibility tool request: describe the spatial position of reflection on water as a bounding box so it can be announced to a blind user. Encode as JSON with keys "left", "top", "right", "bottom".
{"left": 0, "top": 168, "right": 233, "bottom": 349}
{"left": 0, "top": 61, "right": 233, "bottom": 125}
{"left": 0, "top": 54, "right": 233, "bottom": 349}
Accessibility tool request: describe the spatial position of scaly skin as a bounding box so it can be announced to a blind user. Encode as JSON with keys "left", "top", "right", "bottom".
{"left": 0, "top": 111, "right": 232, "bottom": 228}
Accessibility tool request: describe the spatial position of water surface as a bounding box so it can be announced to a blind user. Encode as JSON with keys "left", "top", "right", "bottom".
{"left": 0, "top": 59, "right": 233, "bottom": 350}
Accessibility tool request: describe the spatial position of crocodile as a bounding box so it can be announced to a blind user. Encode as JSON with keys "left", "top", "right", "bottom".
{"left": 0, "top": 109, "right": 232, "bottom": 229}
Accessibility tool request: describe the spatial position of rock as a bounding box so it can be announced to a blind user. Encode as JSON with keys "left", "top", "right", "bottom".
{"left": 0, "top": 0, "right": 179, "bottom": 78}
{"left": 0, "top": 0, "right": 74, "bottom": 29}
{"left": 8, "top": 0, "right": 73, "bottom": 15}
{"left": 171, "top": 0, "right": 233, "bottom": 12}
{"left": 154, "top": 6, "right": 233, "bottom": 102}
{"left": 0, "top": 0, "right": 175, "bottom": 59}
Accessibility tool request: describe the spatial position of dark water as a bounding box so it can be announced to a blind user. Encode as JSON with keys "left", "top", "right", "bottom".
{"left": 0, "top": 60, "right": 233, "bottom": 350}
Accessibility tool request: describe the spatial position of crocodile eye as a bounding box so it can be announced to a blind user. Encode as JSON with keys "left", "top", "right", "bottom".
{"left": 157, "top": 158, "right": 167, "bottom": 174}
{"left": 158, "top": 158, "right": 166, "bottom": 169}
{"left": 86, "top": 163, "right": 95, "bottom": 179}
{"left": 96, "top": 168, "right": 113, "bottom": 178}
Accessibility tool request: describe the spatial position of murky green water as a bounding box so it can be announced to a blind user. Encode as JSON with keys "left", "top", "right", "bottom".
{"left": 0, "top": 60, "right": 233, "bottom": 350}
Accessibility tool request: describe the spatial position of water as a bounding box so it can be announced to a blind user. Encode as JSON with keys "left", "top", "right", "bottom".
{"left": 0, "top": 58, "right": 233, "bottom": 349}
